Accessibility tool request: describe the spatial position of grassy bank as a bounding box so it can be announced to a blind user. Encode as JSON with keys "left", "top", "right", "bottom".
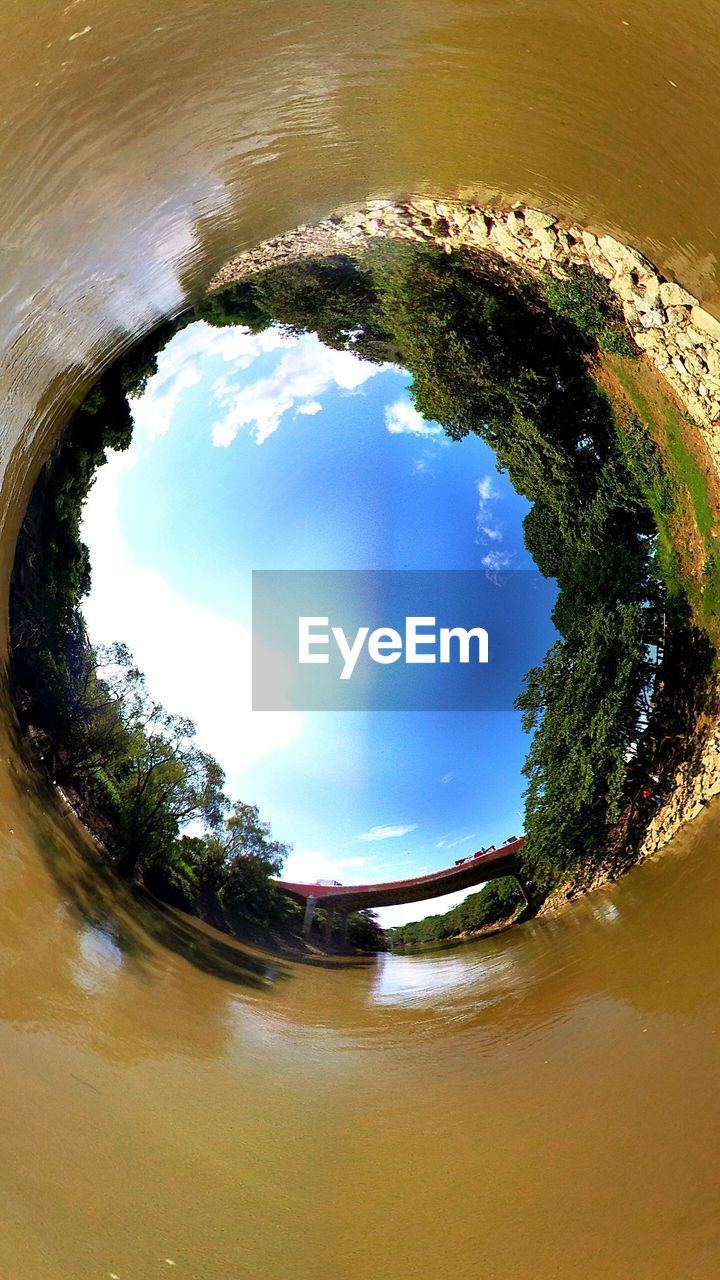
{"left": 607, "top": 354, "right": 720, "bottom": 633}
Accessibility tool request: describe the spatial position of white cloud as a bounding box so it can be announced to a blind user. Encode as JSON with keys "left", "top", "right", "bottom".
{"left": 440, "top": 771, "right": 455, "bottom": 784}
{"left": 357, "top": 823, "right": 419, "bottom": 842}
{"left": 475, "top": 473, "right": 504, "bottom": 545}
{"left": 81, "top": 451, "right": 302, "bottom": 783}
{"left": 211, "top": 333, "right": 391, "bottom": 447}
{"left": 132, "top": 363, "right": 201, "bottom": 441}
{"left": 482, "top": 549, "right": 514, "bottom": 571}
{"left": 297, "top": 400, "right": 322, "bottom": 416}
{"left": 130, "top": 320, "right": 293, "bottom": 443}
{"left": 280, "top": 849, "right": 377, "bottom": 885}
{"left": 384, "top": 398, "right": 441, "bottom": 437}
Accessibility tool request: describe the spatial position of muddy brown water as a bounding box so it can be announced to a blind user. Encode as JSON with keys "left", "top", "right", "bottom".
{"left": 3, "top": 2, "right": 720, "bottom": 1276}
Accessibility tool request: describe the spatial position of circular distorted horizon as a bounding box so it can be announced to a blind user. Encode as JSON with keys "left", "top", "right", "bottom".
{"left": 11, "top": 209, "right": 710, "bottom": 944}
{"left": 6, "top": 7, "right": 720, "bottom": 1277}
{"left": 80, "top": 309, "right": 547, "bottom": 929}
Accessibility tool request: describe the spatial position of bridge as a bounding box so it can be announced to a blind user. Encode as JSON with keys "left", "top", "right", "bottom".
{"left": 275, "top": 836, "right": 527, "bottom": 943}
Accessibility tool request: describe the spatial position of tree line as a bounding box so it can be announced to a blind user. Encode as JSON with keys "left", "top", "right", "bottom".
{"left": 386, "top": 878, "right": 524, "bottom": 949}
{"left": 199, "top": 242, "right": 713, "bottom": 893}
{"left": 9, "top": 323, "right": 383, "bottom": 951}
{"left": 10, "top": 235, "right": 712, "bottom": 942}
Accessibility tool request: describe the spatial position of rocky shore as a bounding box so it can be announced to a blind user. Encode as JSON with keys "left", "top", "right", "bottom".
{"left": 209, "top": 196, "right": 720, "bottom": 465}
{"left": 210, "top": 196, "right": 720, "bottom": 877}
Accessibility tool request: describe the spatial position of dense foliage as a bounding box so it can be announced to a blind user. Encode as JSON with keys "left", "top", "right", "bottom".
{"left": 386, "top": 877, "right": 524, "bottom": 948}
{"left": 9, "top": 329, "right": 382, "bottom": 950}
{"left": 204, "top": 243, "right": 707, "bottom": 891}
{"left": 11, "top": 237, "right": 712, "bottom": 942}
{"left": 540, "top": 266, "right": 636, "bottom": 356}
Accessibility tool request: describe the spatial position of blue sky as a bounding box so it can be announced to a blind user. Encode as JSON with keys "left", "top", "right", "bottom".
{"left": 81, "top": 321, "right": 557, "bottom": 926}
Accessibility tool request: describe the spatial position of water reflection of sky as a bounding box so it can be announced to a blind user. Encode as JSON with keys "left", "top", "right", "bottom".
{"left": 370, "top": 947, "right": 517, "bottom": 1009}
{"left": 72, "top": 923, "right": 124, "bottom": 995}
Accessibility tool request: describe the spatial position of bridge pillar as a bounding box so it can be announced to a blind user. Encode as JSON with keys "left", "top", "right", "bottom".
{"left": 324, "top": 906, "right": 335, "bottom": 946}
{"left": 515, "top": 874, "right": 530, "bottom": 906}
{"left": 515, "top": 873, "right": 543, "bottom": 914}
{"left": 341, "top": 912, "right": 349, "bottom": 948}
{"left": 303, "top": 895, "right": 318, "bottom": 938}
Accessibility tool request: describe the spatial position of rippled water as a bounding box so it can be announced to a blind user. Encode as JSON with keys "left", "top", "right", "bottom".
{"left": 2, "top": 1, "right": 720, "bottom": 1276}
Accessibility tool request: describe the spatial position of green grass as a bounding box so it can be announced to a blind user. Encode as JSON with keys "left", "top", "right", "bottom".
{"left": 611, "top": 356, "right": 720, "bottom": 627}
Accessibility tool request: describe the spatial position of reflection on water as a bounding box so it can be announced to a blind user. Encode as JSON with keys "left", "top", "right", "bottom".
{"left": 73, "top": 922, "right": 124, "bottom": 995}
{"left": 371, "top": 946, "right": 520, "bottom": 1012}
{"left": 2, "top": 0, "right": 720, "bottom": 1275}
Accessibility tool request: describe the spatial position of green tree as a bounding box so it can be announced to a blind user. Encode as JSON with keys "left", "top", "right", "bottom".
{"left": 516, "top": 603, "right": 649, "bottom": 887}
{"left": 196, "top": 800, "right": 290, "bottom": 922}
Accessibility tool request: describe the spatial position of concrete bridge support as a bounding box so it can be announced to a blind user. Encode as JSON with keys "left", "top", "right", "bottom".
{"left": 303, "top": 894, "right": 317, "bottom": 938}
{"left": 515, "top": 873, "right": 544, "bottom": 916}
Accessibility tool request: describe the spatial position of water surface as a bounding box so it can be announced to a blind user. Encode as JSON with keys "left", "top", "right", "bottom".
{"left": 2, "top": 1, "right": 720, "bottom": 1275}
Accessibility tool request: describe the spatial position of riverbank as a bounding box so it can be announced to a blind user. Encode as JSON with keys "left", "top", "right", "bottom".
{"left": 209, "top": 196, "right": 720, "bottom": 440}
{"left": 210, "top": 198, "right": 720, "bottom": 917}
{"left": 52, "top": 768, "right": 379, "bottom": 964}
{"left": 387, "top": 906, "right": 525, "bottom": 955}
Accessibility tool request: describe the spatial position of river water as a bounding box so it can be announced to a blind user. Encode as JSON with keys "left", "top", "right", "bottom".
{"left": 3, "top": 1, "right": 720, "bottom": 1276}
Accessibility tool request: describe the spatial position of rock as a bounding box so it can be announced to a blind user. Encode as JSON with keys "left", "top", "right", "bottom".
{"left": 686, "top": 390, "right": 710, "bottom": 421}
{"left": 487, "top": 223, "right": 522, "bottom": 257}
{"left": 659, "top": 280, "right": 696, "bottom": 308}
{"left": 641, "top": 276, "right": 662, "bottom": 309}
{"left": 569, "top": 245, "right": 591, "bottom": 267}
{"left": 408, "top": 198, "right": 435, "bottom": 219}
{"left": 691, "top": 306, "right": 720, "bottom": 342}
{"left": 536, "top": 227, "right": 558, "bottom": 257}
{"left": 640, "top": 308, "right": 666, "bottom": 329}
{"left": 683, "top": 352, "right": 704, "bottom": 378}
{"left": 685, "top": 326, "right": 708, "bottom": 347}
{"left": 586, "top": 247, "right": 615, "bottom": 279}
{"left": 665, "top": 304, "right": 691, "bottom": 326}
{"left": 633, "top": 330, "right": 656, "bottom": 351}
{"left": 466, "top": 218, "right": 491, "bottom": 244}
{"left": 598, "top": 235, "right": 649, "bottom": 276}
{"left": 524, "top": 207, "right": 557, "bottom": 232}
{"left": 610, "top": 272, "right": 636, "bottom": 302}
{"left": 634, "top": 290, "right": 662, "bottom": 314}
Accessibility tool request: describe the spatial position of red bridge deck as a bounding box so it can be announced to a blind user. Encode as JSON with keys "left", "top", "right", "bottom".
{"left": 275, "top": 837, "right": 525, "bottom": 912}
